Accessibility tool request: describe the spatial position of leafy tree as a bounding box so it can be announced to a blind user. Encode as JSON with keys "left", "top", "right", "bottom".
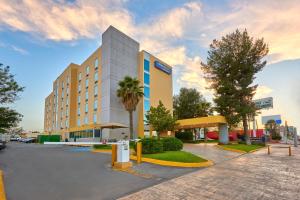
{"left": 202, "top": 29, "right": 268, "bottom": 145}
{"left": 0, "top": 64, "right": 24, "bottom": 104}
{"left": 145, "top": 101, "right": 177, "bottom": 138}
{"left": 0, "top": 64, "right": 24, "bottom": 133}
{"left": 0, "top": 107, "right": 22, "bottom": 133}
{"left": 265, "top": 120, "right": 281, "bottom": 140}
{"left": 173, "top": 87, "right": 213, "bottom": 119}
{"left": 117, "top": 76, "right": 144, "bottom": 139}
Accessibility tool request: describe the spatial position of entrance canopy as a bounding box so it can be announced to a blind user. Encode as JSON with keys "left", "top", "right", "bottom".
{"left": 176, "top": 115, "right": 227, "bottom": 129}
{"left": 68, "top": 122, "right": 128, "bottom": 132}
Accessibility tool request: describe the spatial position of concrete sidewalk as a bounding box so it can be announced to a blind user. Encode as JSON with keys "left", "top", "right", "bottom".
{"left": 183, "top": 143, "right": 242, "bottom": 164}
{"left": 120, "top": 145, "right": 300, "bottom": 200}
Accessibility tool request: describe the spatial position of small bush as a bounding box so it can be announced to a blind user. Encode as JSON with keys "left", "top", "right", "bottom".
{"left": 162, "top": 137, "right": 183, "bottom": 151}
{"left": 271, "top": 134, "right": 282, "bottom": 140}
{"left": 175, "top": 131, "right": 193, "bottom": 141}
{"left": 137, "top": 138, "right": 164, "bottom": 154}
{"left": 93, "top": 144, "right": 112, "bottom": 149}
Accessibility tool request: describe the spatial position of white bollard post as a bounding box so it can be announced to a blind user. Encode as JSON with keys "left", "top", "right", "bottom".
{"left": 114, "top": 140, "right": 132, "bottom": 169}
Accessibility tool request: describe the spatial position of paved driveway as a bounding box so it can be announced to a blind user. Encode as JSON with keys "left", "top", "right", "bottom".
{"left": 120, "top": 144, "right": 300, "bottom": 200}
{"left": 0, "top": 143, "right": 198, "bottom": 200}
{"left": 183, "top": 143, "right": 241, "bottom": 163}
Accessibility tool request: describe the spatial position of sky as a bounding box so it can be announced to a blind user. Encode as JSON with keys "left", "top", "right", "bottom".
{"left": 0, "top": 0, "right": 299, "bottom": 132}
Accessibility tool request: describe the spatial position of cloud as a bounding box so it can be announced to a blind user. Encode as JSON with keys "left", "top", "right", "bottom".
{"left": 0, "top": 0, "right": 135, "bottom": 41}
{"left": 11, "top": 45, "right": 29, "bottom": 55}
{"left": 254, "top": 85, "right": 273, "bottom": 99}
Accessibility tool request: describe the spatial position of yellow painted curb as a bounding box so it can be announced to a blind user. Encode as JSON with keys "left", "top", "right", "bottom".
{"left": 216, "top": 145, "right": 266, "bottom": 154}
{"left": 91, "top": 149, "right": 112, "bottom": 153}
{"left": 130, "top": 155, "right": 213, "bottom": 168}
{"left": 216, "top": 145, "right": 247, "bottom": 154}
{"left": 0, "top": 170, "right": 7, "bottom": 200}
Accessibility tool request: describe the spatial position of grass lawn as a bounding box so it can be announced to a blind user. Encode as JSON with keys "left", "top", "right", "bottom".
{"left": 221, "top": 144, "right": 265, "bottom": 152}
{"left": 182, "top": 139, "right": 219, "bottom": 144}
{"left": 142, "top": 151, "right": 207, "bottom": 163}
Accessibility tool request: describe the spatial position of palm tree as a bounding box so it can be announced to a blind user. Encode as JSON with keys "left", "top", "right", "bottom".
{"left": 117, "top": 76, "right": 144, "bottom": 139}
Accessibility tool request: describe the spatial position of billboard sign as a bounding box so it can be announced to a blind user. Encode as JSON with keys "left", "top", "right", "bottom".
{"left": 154, "top": 61, "right": 172, "bottom": 75}
{"left": 254, "top": 97, "right": 273, "bottom": 109}
{"left": 262, "top": 115, "right": 282, "bottom": 125}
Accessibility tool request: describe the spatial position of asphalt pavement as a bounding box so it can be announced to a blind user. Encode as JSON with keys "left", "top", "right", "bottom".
{"left": 0, "top": 142, "right": 198, "bottom": 200}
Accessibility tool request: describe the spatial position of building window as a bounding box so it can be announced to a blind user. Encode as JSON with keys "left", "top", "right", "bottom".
{"left": 77, "top": 118, "right": 81, "bottom": 126}
{"left": 85, "top": 102, "right": 88, "bottom": 113}
{"left": 78, "top": 96, "right": 81, "bottom": 104}
{"left": 85, "top": 90, "right": 88, "bottom": 100}
{"left": 144, "top": 99, "right": 150, "bottom": 112}
{"left": 78, "top": 84, "right": 81, "bottom": 93}
{"left": 77, "top": 107, "right": 80, "bottom": 115}
{"left": 67, "top": 76, "right": 70, "bottom": 84}
{"left": 144, "top": 86, "right": 150, "bottom": 99}
{"left": 85, "top": 79, "right": 89, "bottom": 88}
{"left": 84, "top": 115, "right": 88, "bottom": 124}
{"left": 62, "top": 81, "right": 64, "bottom": 89}
{"left": 65, "top": 120, "right": 69, "bottom": 128}
{"left": 94, "top": 85, "right": 98, "bottom": 96}
{"left": 94, "top": 100, "right": 98, "bottom": 110}
{"left": 66, "top": 87, "right": 69, "bottom": 95}
{"left": 144, "top": 73, "right": 150, "bottom": 86}
{"left": 86, "top": 66, "right": 90, "bottom": 75}
{"left": 61, "top": 90, "right": 64, "bottom": 98}
{"left": 66, "top": 98, "right": 69, "bottom": 106}
{"left": 94, "top": 73, "right": 98, "bottom": 82}
{"left": 95, "top": 58, "right": 98, "bottom": 69}
{"left": 93, "top": 113, "right": 97, "bottom": 123}
{"left": 78, "top": 73, "right": 82, "bottom": 81}
{"left": 144, "top": 59, "right": 150, "bottom": 72}
{"left": 66, "top": 109, "right": 69, "bottom": 117}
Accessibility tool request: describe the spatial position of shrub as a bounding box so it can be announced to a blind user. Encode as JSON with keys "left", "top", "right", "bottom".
{"left": 175, "top": 131, "right": 193, "bottom": 141}
{"left": 137, "top": 138, "right": 164, "bottom": 154}
{"left": 162, "top": 137, "right": 183, "bottom": 151}
{"left": 93, "top": 144, "right": 112, "bottom": 149}
{"left": 271, "top": 134, "right": 282, "bottom": 140}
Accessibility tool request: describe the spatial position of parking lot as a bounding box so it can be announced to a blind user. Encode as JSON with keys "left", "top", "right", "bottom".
{"left": 0, "top": 143, "right": 198, "bottom": 200}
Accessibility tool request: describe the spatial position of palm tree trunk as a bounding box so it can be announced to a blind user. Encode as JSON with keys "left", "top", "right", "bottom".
{"left": 243, "top": 115, "right": 251, "bottom": 145}
{"left": 129, "top": 110, "right": 134, "bottom": 139}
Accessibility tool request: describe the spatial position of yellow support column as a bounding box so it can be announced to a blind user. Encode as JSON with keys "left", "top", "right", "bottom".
{"left": 111, "top": 144, "right": 117, "bottom": 167}
{"left": 137, "top": 142, "right": 142, "bottom": 164}
{"left": 267, "top": 145, "right": 271, "bottom": 155}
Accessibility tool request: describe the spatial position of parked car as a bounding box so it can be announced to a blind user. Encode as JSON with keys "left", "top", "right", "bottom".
{"left": 22, "top": 138, "right": 36, "bottom": 143}
{"left": 0, "top": 140, "right": 6, "bottom": 150}
{"left": 10, "top": 137, "right": 21, "bottom": 142}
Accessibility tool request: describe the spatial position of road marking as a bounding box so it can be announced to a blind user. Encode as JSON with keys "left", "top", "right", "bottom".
{"left": 0, "top": 170, "right": 7, "bottom": 200}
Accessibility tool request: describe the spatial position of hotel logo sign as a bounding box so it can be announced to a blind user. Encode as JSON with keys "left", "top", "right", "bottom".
{"left": 154, "top": 61, "right": 172, "bottom": 75}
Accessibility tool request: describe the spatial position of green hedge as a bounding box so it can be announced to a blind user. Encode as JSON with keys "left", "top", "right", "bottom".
{"left": 136, "top": 138, "right": 164, "bottom": 154}
{"left": 38, "top": 135, "right": 61, "bottom": 144}
{"left": 175, "top": 131, "right": 193, "bottom": 141}
{"left": 162, "top": 137, "right": 183, "bottom": 151}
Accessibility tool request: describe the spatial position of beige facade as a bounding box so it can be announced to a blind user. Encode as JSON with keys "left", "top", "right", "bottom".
{"left": 44, "top": 26, "right": 173, "bottom": 140}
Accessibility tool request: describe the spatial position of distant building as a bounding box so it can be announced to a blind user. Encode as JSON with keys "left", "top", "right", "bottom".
{"left": 44, "top": 26, "right": 173, "bottom": 141}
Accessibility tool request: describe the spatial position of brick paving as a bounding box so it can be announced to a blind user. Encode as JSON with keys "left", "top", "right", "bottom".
{"left": 119, "top": 144, "right": 300, "bottom": 200}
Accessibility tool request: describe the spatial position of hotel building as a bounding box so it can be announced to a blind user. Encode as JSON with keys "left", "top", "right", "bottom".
{"left": 44, "top": 26, "right": 173, "bottom": 141}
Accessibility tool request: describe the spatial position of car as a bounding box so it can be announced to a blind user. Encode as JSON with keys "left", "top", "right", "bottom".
{"left": 0, "top": 140, "right": 6, "bottom": 150}
{"left": 10, "top": 137, "right": 20, "bottom": 141}
{"left": 23, "top": 138, "right": 36, "bottom": 143}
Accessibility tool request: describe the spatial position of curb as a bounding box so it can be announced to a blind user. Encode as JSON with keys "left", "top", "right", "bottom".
{"left": 216, "top": 145, "right": 266, "bottom": 154}
{"left": 130, "top": 155, "right": 214, "bottom": 168}
{"left": 0, "top": 170, "right": 6, "bottom": 200}
{"left": 215, "top": 145, "right": 247, "bottom": 154}
{"left": 91, "top": 149, "right": 112, "bottom": 153}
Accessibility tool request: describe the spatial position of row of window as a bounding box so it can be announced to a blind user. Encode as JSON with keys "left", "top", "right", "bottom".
{"left": 144, "top": 59, "right": 150, "bottom": 120}
{"left": 78, "top": 58, "right": 99, "bottom": 81}
{"left": 77, "top": 100, "right": 98, "bottom": 115}
{"left": 78, "top": 84, "right": 98, "bottom": 96}
{"left": 77, "top": 113, "right": 97, "bottom": 126}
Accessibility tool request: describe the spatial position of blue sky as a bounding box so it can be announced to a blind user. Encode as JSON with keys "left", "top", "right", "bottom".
{"left": 0, "top": 0, "right": 299, "bottom": 132}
